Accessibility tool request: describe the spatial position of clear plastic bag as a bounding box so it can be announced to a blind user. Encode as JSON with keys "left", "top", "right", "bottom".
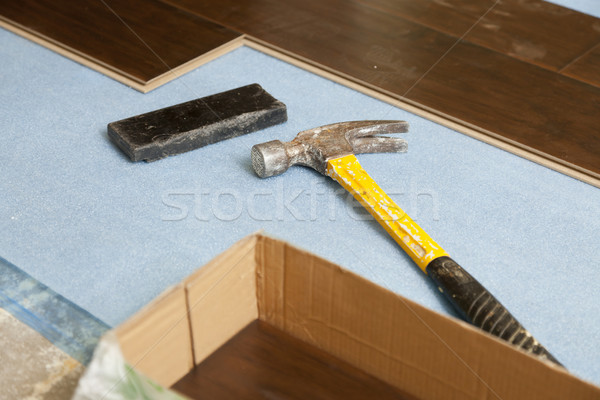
{"left": 71, "top": 332, "right": 186, "bottom": 400}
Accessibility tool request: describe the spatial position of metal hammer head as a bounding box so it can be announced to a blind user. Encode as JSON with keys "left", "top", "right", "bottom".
{"left": 251, "top": 120, "right": 408, "bottom": 177}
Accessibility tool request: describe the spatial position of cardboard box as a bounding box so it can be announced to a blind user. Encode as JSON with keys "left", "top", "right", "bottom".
{"left": 115, "top": 233, "right": 600, "bottom": 399}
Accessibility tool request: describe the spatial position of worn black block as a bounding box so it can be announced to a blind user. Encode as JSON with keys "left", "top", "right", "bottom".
{"left": 107, "top": 83, "right": 287, "bottom": 162}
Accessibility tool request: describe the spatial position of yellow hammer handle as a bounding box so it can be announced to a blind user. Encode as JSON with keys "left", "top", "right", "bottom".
{"left": 326, "top": 154, "right": 448, "bottom": 272}
{"left": 327, "top": 155, "right": 563, "bottom": 365}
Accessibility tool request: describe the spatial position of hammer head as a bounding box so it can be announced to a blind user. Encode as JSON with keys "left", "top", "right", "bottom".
{"left": 251, "top": 120, "right": 408, "bottom": 177}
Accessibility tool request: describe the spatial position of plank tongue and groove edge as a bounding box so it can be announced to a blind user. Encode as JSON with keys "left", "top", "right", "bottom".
{"left": 2, "top": 0, "right": 600, "bottom": 185}
{"left": 0, "top": 0, "right": 244, "bottom": 92}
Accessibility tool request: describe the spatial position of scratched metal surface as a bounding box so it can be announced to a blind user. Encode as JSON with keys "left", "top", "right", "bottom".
{"left": 1, "top": 0, "right": 600, "bottom": 385}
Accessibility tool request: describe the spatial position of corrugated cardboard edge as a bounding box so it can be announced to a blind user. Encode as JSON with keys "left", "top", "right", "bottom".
{"left": 254, "top": 234, "right": 600, "bottom": 400}
{"left": 184, "top": 235, "right": 259, "bottom": 365}
{"left": 116, "top": 232, "right": 600, "bottom": 399}
{"left": 115, "top": 284, "right": 193, "bottom": 387}
{"left": 115, "top": 234, "right": 259, "bottom": 387}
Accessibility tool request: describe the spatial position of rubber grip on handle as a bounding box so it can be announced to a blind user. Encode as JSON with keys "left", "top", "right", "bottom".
{"left": 426, "top": 256, "right": 562, "bottom": 366}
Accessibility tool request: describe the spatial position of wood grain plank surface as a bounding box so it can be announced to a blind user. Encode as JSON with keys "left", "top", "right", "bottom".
{"left": 464, "top": 0, "right": 600, "bottom": 71}
{"left": 0, "top": 0, "right": 241, "bottom": 83}
{"left": 172, "top": 320, "right": 415, "bottom": 400}
{"left": 2, "top": 0, "right": 600, "bottom": 182}
{"left": 562, "top": 43, "right": 600, "bottom": 88}
{"left": 354, "top": 0, "right": 497, "bottom": 38}
{"left": 164, "top": 0, "right": 600, "bottom": 180}
{"left": 406, "top": 40, "right": 600, "bottom": 177}
{"left": 164, "top": 0, "right": 458, "bottom": 94}
{"left": 356, "top": 0, "right": 600, "bottom": 73}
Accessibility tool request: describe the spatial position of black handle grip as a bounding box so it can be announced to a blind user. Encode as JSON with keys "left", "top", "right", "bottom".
{"left": 426, "top": 256, "right": 562, "bottom": 366}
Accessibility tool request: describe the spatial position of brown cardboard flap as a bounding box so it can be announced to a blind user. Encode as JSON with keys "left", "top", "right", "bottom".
{"left": 255, "top": 235, "right": 600, "bottom": 400}
{"left": 115, "top": 284, "right": 193, "bottom": 387}
{"left": 185, "top": 235, "right": 259, "bottom": 365}
{"left": 255, "top": 232, "right": 286, "bottom": 327}
{"left": 117, "top": 233, "right": 600, "bottom": 399}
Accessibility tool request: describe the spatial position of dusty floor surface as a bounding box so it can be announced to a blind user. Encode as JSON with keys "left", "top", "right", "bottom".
{"left": 0, "top": 308, "right": 83, "bottom": 400}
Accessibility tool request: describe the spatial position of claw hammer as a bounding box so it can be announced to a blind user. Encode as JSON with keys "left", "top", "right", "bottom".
{"left": 251, "top": 120, "right": 561, "bottom": 366}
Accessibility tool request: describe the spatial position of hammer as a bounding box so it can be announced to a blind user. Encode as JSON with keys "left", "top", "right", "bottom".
{"left": 251, "top": 120, "right": 561, "bottom": 366}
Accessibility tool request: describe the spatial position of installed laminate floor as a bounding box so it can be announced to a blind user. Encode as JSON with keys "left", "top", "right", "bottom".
{"left": 562, "top": 43, "right": 600, "bottom": 86}
{"left": 0, "top": 0, "right": 242, "bottom": 90}
{"left": 164, "top": 0, "right": 600, "bottom": 182}
{"left": 1, "top": 0, "right": 599, "bottom": 182}
{"left": 407, "top": 40, "right": 600, "bottom": 177}
{"left": 356, "top": 0, "right": 600, "bottom": 73}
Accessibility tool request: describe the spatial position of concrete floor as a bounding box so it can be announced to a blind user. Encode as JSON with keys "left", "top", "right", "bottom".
{"left": 0, "top": 308, "right": 83, "bottom": 400}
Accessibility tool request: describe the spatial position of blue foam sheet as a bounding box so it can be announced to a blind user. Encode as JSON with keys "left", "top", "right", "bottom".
{"left": 2, "top": 0, "right": 600, "bottom": 385}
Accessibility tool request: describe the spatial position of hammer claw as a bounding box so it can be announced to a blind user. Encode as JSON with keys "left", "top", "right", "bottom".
{"left": 251, "top": 120, "right": 409, "bottom": 177}
{"left": 351, "top": 136, "right": 407, "bottom": 154}
{"left": 347, "top": 121, "right": 409, "bottom": 139}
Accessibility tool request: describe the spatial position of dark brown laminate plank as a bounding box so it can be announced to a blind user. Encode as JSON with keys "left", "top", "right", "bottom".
{"left": 354, "top": 0, "right": 600, "bottom": 74}
{"left": 0, "top": 0, "right": 241, "bottom": 83}
{"left": 3, "top": 0, "right": 600, "bottom": 181}
{"left": 163, "top": 0, "right": 600, "bottom": 181}
{"left": 464, "top": 0, "right": 600, "bottom": 72}
{"left": 172, "top": 320, "right": 415, "bottom": 400}
{"left": 561, "top": 43, "right": 600, "bottom": 88}
{"left": 161, "top": 0, "right": 459, "bottom": 93}
{"left": 353, "top": 0, "right": 497, "bottom": 38}
{"left": 406, "top": 40, "right": 600, "bottom": 177}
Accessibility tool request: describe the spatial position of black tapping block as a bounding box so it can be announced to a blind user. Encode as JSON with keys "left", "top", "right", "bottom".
{"left": 107, "top": 84, "right": 287, "bottom": 162}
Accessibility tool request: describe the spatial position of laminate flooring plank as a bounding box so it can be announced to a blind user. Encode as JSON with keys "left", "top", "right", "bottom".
{"left": 4, "top": 0, "right": 600, "bottom": 182}
{"left": 172, "top": 320, "right": 415, "bottom": 400}
{"left": 352, "top": 0, "right": 497, "bottom": 38}
{"left": 161, "top": 0, "right": 460, "bottom": 93}
{"left": 406, "top": 40, "right": 600, "bottom": 178}
{"left": 0, "top": 0, "right": 241, "bottom": 85}
{"left": 561, "top": 43, "right": 600, "bottom": 88}
{"left": 355, "top": 0, "right": 600, "bottom": 74}
{"left": 464, "top": 0, "right": 600, "bottom": 71}
{"left": 164, "top": 0, "right": 600, "bottom": 182}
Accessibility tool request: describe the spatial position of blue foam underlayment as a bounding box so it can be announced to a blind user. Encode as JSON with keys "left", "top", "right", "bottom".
{"left": 0, "top": 256, "right": 109, "bottom": 364}
{"left": 1, "top": 0, "right": 600, "bottom": 384}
